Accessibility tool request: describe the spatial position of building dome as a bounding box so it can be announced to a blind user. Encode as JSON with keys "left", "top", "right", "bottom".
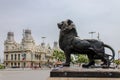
{"left": 7, "top": 32, "right": 14, "bottom": 36}
{"left": 25, "top": 29, "right": 31, "bottom": 34}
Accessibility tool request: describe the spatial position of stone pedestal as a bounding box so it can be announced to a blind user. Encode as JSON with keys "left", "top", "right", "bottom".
{"left": 48, "top": 67, "right": 120, "bottom": 80}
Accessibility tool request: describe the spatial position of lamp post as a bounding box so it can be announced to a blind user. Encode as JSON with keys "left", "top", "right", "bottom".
{"left": 118, "top": 51, "right": 120, "bottom": 60}
{"left": 30, "top": 51, "right": 34, "bottom": 69}
{"left": 97, "top": 32, "right": 100, "bottom": 40}
{"left": 89, "top": 31, "right": 96, "bottom": 39}
{"left": 41, "top": 37, "right": 46, "bottom": 66}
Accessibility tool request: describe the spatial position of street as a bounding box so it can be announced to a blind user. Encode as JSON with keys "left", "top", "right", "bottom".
{"left": 0, "top": 68, "right": 50, "bottom": 80}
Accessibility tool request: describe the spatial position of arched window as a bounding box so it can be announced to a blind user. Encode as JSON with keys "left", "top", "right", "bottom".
{"left": 6, "top": 63, "right": 8, "bottom": 66}
{"left": 23, "top": 62, "right": 26, "bottom": 67}
{"left": 15, "top": 54, "right": 17, "bottom": 60}
{"left": 11, "top": 54, "right": 13, "bottom": 60}
{"left": 37, "top": 55, "right": 39, "bottom": 60}
{"left": 6, "top": 54, "right": 8, "bottom": 60}
{"left": 14, "top": 63, "right": 16, "bottom": 66}
{"left": 24, "top": 54, "right": 26, "bottom": 59}
{"left": 18, "top": 54, "right": 20, "bottom": 60}
{"left": 39, "top": 55, "right": 41, "bottom": 60}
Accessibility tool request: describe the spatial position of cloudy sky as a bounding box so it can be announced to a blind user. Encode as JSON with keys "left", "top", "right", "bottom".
{"left": 0, "top": 0, "right": 120, "bottom": 61}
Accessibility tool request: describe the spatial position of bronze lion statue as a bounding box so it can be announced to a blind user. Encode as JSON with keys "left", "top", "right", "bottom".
{"left": 57, "top": 19, "right": 115, "bottom": 68}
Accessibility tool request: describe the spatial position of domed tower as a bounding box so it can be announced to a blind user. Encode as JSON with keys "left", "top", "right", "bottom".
{"left": 21, "top": 29, "right": 35, "bottom": 50}
{"left": 41, "top": 42, "right": 45, "bottom": 48}
{"left": 4, "top": 32, "right": 16, "bottom": 51}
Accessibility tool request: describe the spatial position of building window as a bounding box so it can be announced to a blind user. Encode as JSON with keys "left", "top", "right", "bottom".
{"left": 24, "top": 54, "right": 26, "bottom": 59}
{"left": 18, "top": 54, "right": 20, "bottom": 60}
{"left": 35, "top": 54, "right": 36, "bottom": 59}
{"left": 23, "top": 62, "right": 26, "bottom": 67}
{"left": 6, "top": 63, "right": 8, "bottom": 66}
{"left": 6, "top": 55, "right": 8, "bottom": 60}
{"left": 14, "top": 63, "right": 16, "bottom": 66}
{"left": 39, "top": 55, "right": 41, "bottom": 60}
{"left": 15, "top": 54, "right": 17, "bottom": 60}
{"left": 11, "top": 54, "right": 13, "bottom": 60}
{"left": 37, "top": 55, "right": 38, "bottom": 60}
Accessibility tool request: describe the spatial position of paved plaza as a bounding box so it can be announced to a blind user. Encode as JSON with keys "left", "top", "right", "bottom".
{"left": 0, "top": 67, "right": 120, "bottom": 80}
{"left": 0, "top": 68, "right": 50, "bottom": 80}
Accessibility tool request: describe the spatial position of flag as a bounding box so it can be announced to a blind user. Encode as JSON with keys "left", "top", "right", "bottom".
{"left": 22, "top": 53, "right": 26, "bottom": 60}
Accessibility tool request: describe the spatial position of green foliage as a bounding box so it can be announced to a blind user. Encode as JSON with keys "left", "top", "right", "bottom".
{"left": 114, "top": 60, "right": 120, "bottom": 65}
{"left": 0, "top": 64, "right": 5, "bottom": 69}
{"left": 71, "top": 55, "right": 75, "bottom": 64}
{"left": 53, "top": 50, "right": 88, "bottom": 63}
{"left": 53, "top": 50, "right": 65, "bottom": 61}
{"left": 75, "top": 54, "right": 89, "bottom": 63}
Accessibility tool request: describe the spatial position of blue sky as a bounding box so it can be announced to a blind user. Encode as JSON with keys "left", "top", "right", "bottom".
{"left": 0, "top": 0, "right": 120, "bottom": 61}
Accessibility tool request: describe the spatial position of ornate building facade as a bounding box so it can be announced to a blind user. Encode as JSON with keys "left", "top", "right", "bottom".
{"left": 4, "top": 29, "right": 55, "bottom": 68}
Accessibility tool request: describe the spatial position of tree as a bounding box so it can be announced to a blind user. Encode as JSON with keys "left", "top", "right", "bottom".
{"left": 53, "top": 50, "right": 65, "bottom": 62}
{"left": 0, "top": 64, "right": 5, "bottom": 69}
{"left": 75, "top": 54, "right": 89, "bottom": 63}
{"left": 53, "top": 50, "right": 89, "bottom": 64}
{"left": 114, "top": 59, "right": 120, "bottom": 65}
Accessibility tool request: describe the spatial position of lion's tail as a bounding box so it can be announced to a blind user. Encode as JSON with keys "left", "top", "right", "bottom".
{"left": 103, "top": 44, "right": 115, "bottom": 62}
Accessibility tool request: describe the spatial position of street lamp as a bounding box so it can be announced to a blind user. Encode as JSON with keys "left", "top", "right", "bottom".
{"left": 89, "top": 31, "right": 96, "bottom": 39}
{"left": 97, "top": 32, "right": 100, "bottom": 40}
{"left": 118, "top": 50, "right": 120, "bottom": 60}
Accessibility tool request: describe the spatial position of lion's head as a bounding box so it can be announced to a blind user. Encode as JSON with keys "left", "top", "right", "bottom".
{"left": 57, "top": 19, "right": 76, "bottom": 31}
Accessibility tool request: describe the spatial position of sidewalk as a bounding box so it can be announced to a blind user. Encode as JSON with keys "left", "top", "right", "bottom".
{"left": 0, "top": 69, "right": 50, "bottom": 80}
{"left": 0, "top": 67, "right": 51, "bottom": 71}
